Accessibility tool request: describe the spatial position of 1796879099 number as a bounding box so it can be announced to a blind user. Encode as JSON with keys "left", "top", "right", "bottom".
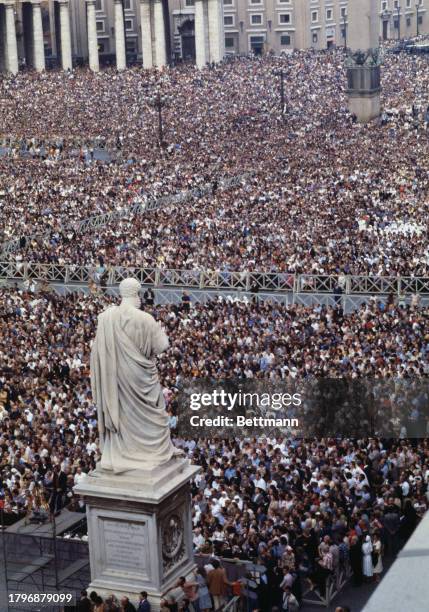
{"left": 8, "top": 593, "right": 74, "bottom": 607}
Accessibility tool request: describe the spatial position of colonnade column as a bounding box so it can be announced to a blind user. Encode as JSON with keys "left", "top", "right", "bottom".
{"left": 5, "top": 0, "right": 19, "bottom": 75}
{"left": 194, "top": 0, "right": 207, "bottom": 68}
{"left": 114, "top": 0, "right": 126, "bottom": 70}
{"left": 208, "top": 0, "right": 224, "bottom": 64}
{"left": 58, "top": 0, "right": 72, "bottom": 70}
{"left": 140, "top": 0, "right": 153, "bottom": 69}
{"left": 153, "top": 0, "right": 166, "bottom": 68}
{"left": 32, "top": 0, "right": 45, "bottom": 72}
{"left": 0, "top": 5, "right": 7, "bottom": 73}
{"left": 86, "top": 0, "right": 100, "bottom": 72}
{"left": 0, "top": 4, "right": 6, "bottom": 73}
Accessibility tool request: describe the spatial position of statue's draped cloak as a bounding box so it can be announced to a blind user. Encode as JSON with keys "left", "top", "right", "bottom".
{"left": 90, "top": 303, "right": 175, "bottom": 473}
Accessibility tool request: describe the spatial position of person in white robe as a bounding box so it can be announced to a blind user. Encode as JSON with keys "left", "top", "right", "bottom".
{"left": 362, "top": 535, "right": 374, "bottom": 579}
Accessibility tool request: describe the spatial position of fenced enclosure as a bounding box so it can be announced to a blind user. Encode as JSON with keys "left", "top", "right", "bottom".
{"left": 0, "top": 512, "right": 89, "bottom": 612}
{"left": 0, "top": 534, "right": 89, "bottom": 611}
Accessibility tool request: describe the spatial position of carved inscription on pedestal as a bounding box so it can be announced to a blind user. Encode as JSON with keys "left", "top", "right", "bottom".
{"left": 102, "top": 519, "right": 147, "bottom": 574}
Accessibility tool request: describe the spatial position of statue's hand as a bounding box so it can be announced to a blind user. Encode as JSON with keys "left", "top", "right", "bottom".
{"left": 173, "top": 447, "right": 185, "bottom": 457}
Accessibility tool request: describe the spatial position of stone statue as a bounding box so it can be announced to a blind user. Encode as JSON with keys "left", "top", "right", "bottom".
{"left": 90, "top": 278, "right": 176, "bottom": 473}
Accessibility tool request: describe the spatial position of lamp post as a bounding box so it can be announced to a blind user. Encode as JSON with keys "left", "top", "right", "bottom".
{"left": 274, "top": 69, "right": 286, "bottom": 120}
{"left": 151, "top": 91, "right": 168, "bottom": 148}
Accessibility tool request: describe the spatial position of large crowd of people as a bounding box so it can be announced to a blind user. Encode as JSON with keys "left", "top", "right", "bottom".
{"left": 1, "top": 42, "right": 429, "bottom": 612}
{"left": 0, "top": 285, "right": 428, "bottom": 610}
{"left": 2, "top": 49, "right": 429, "bottom": 276}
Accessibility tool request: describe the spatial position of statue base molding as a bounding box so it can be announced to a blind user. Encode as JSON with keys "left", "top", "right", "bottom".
{"left": 75, "top": 459, "right": 200, "bottom": 611}
{"left": 348, "top": 92, "right": 381, "bottom": 123}
{"left": 346, "top": 64, "right": 381, "bottom": 123}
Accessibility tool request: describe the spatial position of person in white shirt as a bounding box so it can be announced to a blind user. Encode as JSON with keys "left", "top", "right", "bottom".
{"left": 218, "top": 491, "right": 229, "bottom": 508}
{"left": 74, "top": 467, "right": 87, "bottom": 486}
{"left": 400, "top": 478, "right": 410, "bottom": 497}
{"left": 193, "top": 528, "right": 205, "bottom": 549}
{"left": 233, "top": 494, "right": 243, "bottom": 511}
{"left": 254, "top": 472, "right": 267, "bottom": 491}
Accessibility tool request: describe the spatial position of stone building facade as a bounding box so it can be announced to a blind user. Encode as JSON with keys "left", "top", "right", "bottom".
{"left": 0, "top": 0, "right": 428, "bottom": 74}
{"left": 220, "top": 0, "right": 428, "bottom": 56}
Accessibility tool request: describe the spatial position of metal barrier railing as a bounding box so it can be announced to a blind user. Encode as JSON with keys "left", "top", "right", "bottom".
{"left": 302, "top": 563, "right": 352, "bottom": 608}
{"left": 223, "top": 596, "right": 241, "bottom": 611}
{"left": 2, "top": 262, "right": 429, "bottom": 296}
{"left": 0, "top": 171, "right": 255, "bottom": 255}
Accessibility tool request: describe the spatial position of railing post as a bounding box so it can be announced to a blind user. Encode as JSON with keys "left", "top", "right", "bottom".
{"left": 108, "top": 267, "right": 115, "bottom": 286}
{"left": 346, "top": 275, "right": 351, "bottom": 294}
{"left": 154, "top": 269, "right": 161, "bottom": 288}
{"left": 199, "top": 270, "right": 205, "bottom": 289}
{"left": 294, "top": 274, "right": 300, "bottom": 294}
{"left": 245, "top": 273, "right": 250, "bottom": 292}
{"left": 64, "top": 266, "right": 70, "bottom": 284}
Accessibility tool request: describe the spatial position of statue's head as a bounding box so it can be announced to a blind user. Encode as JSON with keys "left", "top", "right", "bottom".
{"left": 119, "top": 278, "right": 141, "bottom": 306}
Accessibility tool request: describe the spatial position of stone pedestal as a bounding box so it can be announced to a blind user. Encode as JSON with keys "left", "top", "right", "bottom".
{"left": 348, "top": 93, "right": 381, "bottom": 123}
{"left": 346, "top": 64, "right": 381, "bottom": 122}
{"left": 75, "top": 458, "right": 199, "bottom": 611}
{"left": 346, "top": 0, "right": 380, "bottom": 123}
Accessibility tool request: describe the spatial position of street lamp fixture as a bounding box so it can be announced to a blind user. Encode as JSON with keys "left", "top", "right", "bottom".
{"left": 150, "top": 91, "right": 169, "bottom": 149}
{"left": 273, "top": 69, "right": 286, "bottom": 120}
